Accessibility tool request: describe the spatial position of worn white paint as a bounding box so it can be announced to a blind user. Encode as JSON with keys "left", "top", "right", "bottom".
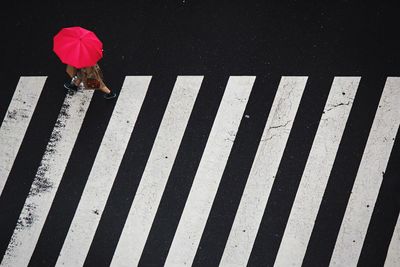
{"left": 219, "top": 76, "right": 308, "bottom": 266}
{"left": 110, "top": 76, "right": 203, "bottom": 267}
{"left": 0, "top": 77, "right": 46, "bottom": 196}
{"left": 330, "top": 77, "right": 400, "bottom": 267}
{"left": 385, "top": 213, "right": 400, "bottom": 267}
{"left": 164, "top": 76, "right": 255, "bottom": 267}
{"left": 274, "top": 77, "right": 360, "bottom": 267}
{"left": 0, "top": 89, "right": 93, "bottom": 267}
{"left": 55, "top": 76, "right": 152, "bottom": 266}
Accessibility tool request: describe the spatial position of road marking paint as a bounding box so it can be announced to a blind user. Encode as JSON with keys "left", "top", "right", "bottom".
{"left": 1, "top": 89, "right": 93, "bottom": 267}
{"left": 384, "top": 213, "right": 400, "bottom": 267}
{"left": 330, "top": 77, "right": 400, "bottom": 267}
{"left": 274, "top": 77, "right": 360, "bottom": 267}
{"left": 110, "top": 76, "right": 203, "bottom": 267}
{"left": 164, "top": 76, "right": 255, "bottom": 267}
{"left": 0, "top": 77, "right": 46, "bottom": 196}
{"left": 219, "top": 76, "right": 307, "bottom": 266}
{"left": 55, "top": 76, "right": 152, "bottom": 267}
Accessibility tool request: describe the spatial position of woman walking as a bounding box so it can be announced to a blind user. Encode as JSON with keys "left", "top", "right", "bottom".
{"left": 54, "top": 27, "right": 116, "bottom": 99}
{"left": 64, "top": 64, "right": 116, "bottom": 99}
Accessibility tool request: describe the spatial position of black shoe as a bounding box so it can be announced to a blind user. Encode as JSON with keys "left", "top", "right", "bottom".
{"left": 64, "top": 82, "right": 78, "bottom": 92}
{"left": 104, "top": 92, "right": 117, "bottom": 99}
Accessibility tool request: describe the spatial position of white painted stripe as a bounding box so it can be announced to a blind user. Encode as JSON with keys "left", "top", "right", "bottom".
{"left": 385, "top": 213, "right": 400, "bottom": 267}
{"left": 110, "top": 76, "right": 203, "bottom": 267}
{"left": 0, "top": 77, "right": 46, "bottom": 196}
{"left": 0, "top": 90, "right": 93, "bottom": 267}
{"left": 330, "top": 77, "right": 400, "bottom": 267}
{"left": 220, "top": 76, "right": 308, "bottom": 266}
{"left": 164, "top": 76, "right": 255, "bottom": 266}
{"left": 56, "top": 76, "right": 152, "bottom": 267}
{"left": 274, "top": 77, "right": 361, "bottom": 267}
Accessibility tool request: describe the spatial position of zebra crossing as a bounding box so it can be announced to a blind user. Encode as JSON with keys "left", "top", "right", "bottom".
{"left": 0, "top": 75, "right": 399, "bottom": 266}
{"left": 274, "top": 77, "right": 360, "bottom": 267}
{"left": 111, "top": 76, "right": 203, "bottom": 266}
{"left": 1, "top": 89, "right": 93, "bottom": 267}
{"left": 0, "top": 77, "right": 46, "bottom": 195}
{"left": 57, "top": 76, "right": 152, "bottom": 267}
{"left": 220, "top": 76, "right": 308, "bottom": 266}
{"left": 330, "top": 78, "right": 400, "bottom": 267}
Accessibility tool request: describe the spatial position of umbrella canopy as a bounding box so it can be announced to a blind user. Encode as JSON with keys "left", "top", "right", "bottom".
{"left": 53, "top": 26, "right": 103, "bottom": 68}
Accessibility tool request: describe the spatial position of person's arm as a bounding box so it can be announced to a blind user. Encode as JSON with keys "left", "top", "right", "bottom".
{"left": 66, "top": 65, "right": 77, "bottom": 78}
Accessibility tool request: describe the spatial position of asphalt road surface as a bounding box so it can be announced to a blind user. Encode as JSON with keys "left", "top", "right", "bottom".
{"left": 1, "top": 1, "right": 399, "bottom": 266}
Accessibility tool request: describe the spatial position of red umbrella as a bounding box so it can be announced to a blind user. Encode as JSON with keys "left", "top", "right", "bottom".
{"left": 53, "top": 26, "right": 103, "bottom": 68}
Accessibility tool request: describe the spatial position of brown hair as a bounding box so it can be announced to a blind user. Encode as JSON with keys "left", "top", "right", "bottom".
{"left": 77, "top": 64, "right": 104, "bottom": 89}
{"left": 83, "top": 65, "right": 103, "bottom": 79}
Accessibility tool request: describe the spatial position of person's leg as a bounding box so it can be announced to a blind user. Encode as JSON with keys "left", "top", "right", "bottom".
{"left": 64, "top": 65, "right": 79, "bottom": 91}
{"left": 98, "top": 84, "right": 111, "bottom": 94}
{"left": 99, "top": 81, "right": 116, "bottom": 99}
